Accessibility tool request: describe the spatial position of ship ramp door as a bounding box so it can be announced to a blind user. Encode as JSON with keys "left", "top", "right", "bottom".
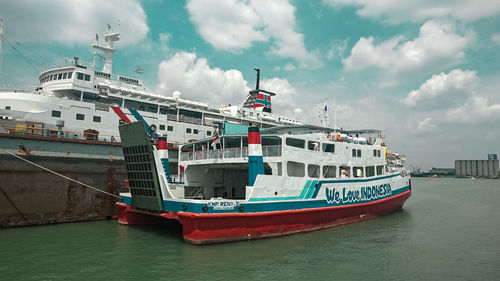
{"left": 119, "top": 121, "right": 163, "bottom": 211}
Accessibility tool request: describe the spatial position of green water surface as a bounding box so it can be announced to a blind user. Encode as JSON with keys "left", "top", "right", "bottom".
{"left": 1, "top": 178, "right": 499, "bottom": 280}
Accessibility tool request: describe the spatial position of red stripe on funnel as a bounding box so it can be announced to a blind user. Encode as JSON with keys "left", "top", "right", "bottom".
{"left": 248, "top": 132, "right": 261, "bottom": 144}
{"left": 158, "top": 140, "right": 167, "bottom": 150}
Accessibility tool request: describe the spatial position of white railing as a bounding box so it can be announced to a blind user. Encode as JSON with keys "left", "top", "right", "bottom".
{"left": 178, "top": 115, "right": 202, "bottom": 125}
{"left": 180, "top": 145, "right": 282, "bottom": 162}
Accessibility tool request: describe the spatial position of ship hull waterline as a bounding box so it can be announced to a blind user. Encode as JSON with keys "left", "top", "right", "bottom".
{"left": 116, "top": 190, "right": 411, "bottom": 245}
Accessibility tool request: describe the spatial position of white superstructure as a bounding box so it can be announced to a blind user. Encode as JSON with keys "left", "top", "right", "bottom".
{"left": 0, "top": 27, "right": 299, "bottom": 145}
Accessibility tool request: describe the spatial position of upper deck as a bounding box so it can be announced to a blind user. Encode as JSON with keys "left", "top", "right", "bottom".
{"left": 179, "top": 125, "right": 389, "bottom": 181}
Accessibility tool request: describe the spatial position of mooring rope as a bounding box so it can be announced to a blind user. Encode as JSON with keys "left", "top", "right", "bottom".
{"left": 1, "top": 148, "right": 120, "bottom": 199}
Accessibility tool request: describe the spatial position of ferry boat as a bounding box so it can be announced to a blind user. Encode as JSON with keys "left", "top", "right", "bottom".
{"left": 0, "top": 25, "right": 299, "bottom": 146}
{"left": 116, "top": 121, "right": 412, "bottom": 244}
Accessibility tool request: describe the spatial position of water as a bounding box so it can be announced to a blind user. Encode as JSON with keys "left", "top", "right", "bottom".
{"left": 1, "top": 178, "right": 499, "bottom": 280}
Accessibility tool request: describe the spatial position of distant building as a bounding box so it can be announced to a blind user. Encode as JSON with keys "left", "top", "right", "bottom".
{"left": 455, "top": 159, "right": 499, "bottom": 178}
{"left": 488, "top": 154, "right": 498, "bottom": 160}
{"left": 428, "top": 167, "right": 455, "bottom": 176}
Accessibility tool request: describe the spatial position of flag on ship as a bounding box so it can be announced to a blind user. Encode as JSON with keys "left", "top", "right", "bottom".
{"left": 211, "top": 131, "right": 220, "bottom": 148}
{"left": 252, "top": 93, "right": 272, "bottom": 113}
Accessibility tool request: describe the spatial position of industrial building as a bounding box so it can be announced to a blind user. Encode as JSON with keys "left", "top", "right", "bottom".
{"left": 428, "top": 167, "right": 455, "bottom": 176}
{"left": 455, "top": 157, "right": 499, "bottom": 178}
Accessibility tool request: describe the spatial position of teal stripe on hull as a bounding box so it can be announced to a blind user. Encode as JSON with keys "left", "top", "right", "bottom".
{"left": 304, "top": 180, "right": 318, "bottom": 199}
{"left": 118, "top": 181, "right": 410, "bottom": 215}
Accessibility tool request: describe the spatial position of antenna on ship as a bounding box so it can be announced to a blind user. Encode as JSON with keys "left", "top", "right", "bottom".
{"left": 333, "top": 95, "right": 337, "bottom": 131}
{"left": 135, "top": 65, "right": 143, "bottom": 79}
{"left": 319, "top": 95, "right": 329, "bottom": 128}
{"left": 0, "top": 19, "right": 4, "bottom": 72}
{"left": 92, "top": 24, "right": 120, "bottom": 75}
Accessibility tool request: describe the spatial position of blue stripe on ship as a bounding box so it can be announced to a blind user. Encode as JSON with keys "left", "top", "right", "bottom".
{"left": 128, "top": 108, "right": 153, "bottom": 136}
{"left": 305, "top": 180, "right": 318, "bottom": 199}
{"left": 311, "top": 182, "right": 322, "bottom": 199}
{"left": 161, "top": 158, "right": 171, "bottom": 181}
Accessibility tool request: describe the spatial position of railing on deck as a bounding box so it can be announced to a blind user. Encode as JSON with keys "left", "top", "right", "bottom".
{"left": 1, "top": 124, "right": 120, "bottom": 143}
{"left": 178, "top": 115, "right": 202, "bottom": 125}
{"left": 180, "top": 145, "right": 282, "bottom": 161}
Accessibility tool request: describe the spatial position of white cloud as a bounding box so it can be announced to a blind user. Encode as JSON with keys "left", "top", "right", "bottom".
{"left": 404, "top": 69, "right": 478, "bottom": 108}
{"left": 323, "top": 0, "right": 500, "bottom": 23}
{"left": 156, "top": 52, "right": 300, "bottom": 115}
{"left": 327, "top": 39, "right": 349, "bottom": 60}
{"left": 0, "top": 0, "right": 148, "bottom": 46}
{"left": 344, "top": 20, "right": 471, "bottom": 74}
{"left": 185, "top": 0, "right": 267, "bottom": 51}
{"left": 492, "top": 33, "right": 500, "bottom": 45}
{"left": 260, "top": 77, "right": 299, "bottom": 114}
{"left": 157, "top": 52, "right": 250, "bottom": 105}
{"left": 284, "top": 63, "right": 296, "bottom": 71}
{"left": 417, "top": 117, "right": 436, "bottom": 131}
{"left": 186, "top": 0, "right": 321, "bottom": 68}
{"left": 445, "top": 96, "right": 500, "bottom": 123}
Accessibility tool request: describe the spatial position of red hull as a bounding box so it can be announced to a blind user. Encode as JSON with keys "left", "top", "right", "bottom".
{"left": 117, "top": 190, "right": 411, "bottom": 245}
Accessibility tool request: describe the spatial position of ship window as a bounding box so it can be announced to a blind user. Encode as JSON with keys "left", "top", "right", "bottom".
{"left": 322, "top": 143, "right": 335, "bottom": 153}
{"left": 52, "top": 110, "right": 61, "bottom": 117}
{"left": 377, "top": 165, "right": 384, "bottom": 175}
{"left": 186, "top": 128, "right": 192, "bottom": 133}
{"left": 353, "top": 166, "right": 364, "bottom": 178}
{"left": 159, "top": 125, "right": 165, "bottom": 130}
{"left": 68, "top": 72, "right": 72, "bottom": 79}
{"left": 207, "top": 131, "right": 212, "bottom": 136}
{"left": 93, "top": 116, "right": 101, "bottom": 123}
{"left": 84, "top": 74, "right": 91, "bottom": 81}
{"left": 308, "top": 164, "right": 320, "bottom": 178}
{"left": 179, "top": 109, "right": 202, "bottom": 119}
{"left": 378, "top": 150, "right": 381, "bottom": 157}
{"left": 58, "top": 73, "right": 63, "bottom": 80}
{"left": 308, "top": 141, "right": 320, "bottom": 151}
{"left": 352, "top": 149, "right": 356, "bottom": 157}
{"left": 193, "top": 129, "right": 198, "bottom": 134}
{"left": 286, "top": 138, "right": 305, "bottom": 149}
{"left": 357, "top": 149, "right": 361, "bottom": 157}
{"left": 323, "top": 165, "right": 336, "bottom": 178}
{"left": 5, "top": 106, "right": 11, "bottom": 110}
{"left": 77, "top": 72, "right": 84, "bottom": 80}
{"left": 373, "top": 150, "right": 377, "bottom": 157}
{"left": 160, "top": 106, "right": 177, "bottom": 115}
{"left": 287, "top": 161, "right": 305, "bottom": 177}
{"left": 366, "top": 166, "right": 375, "bottom": 177}
{"left": 124, "top": 100, "right": 157, "bottom": 113}
{"left": 76, "top": 113, "right": 85, "bottom": 120}
{"left": 339, "top": 166, "right": 350, "bottom": 178}
{"left": 167, "top": 126, "right": 173, "bottom": 131}
{"left": 63, "top": 73, "right": 67, "bottom": 79}
{"left": 277, "top": 162, "right": 282, "bottom": 176}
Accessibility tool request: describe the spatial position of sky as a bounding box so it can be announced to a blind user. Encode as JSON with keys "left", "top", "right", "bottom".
{"left": 0, "top": 0, "right": 499, "bottom": 170}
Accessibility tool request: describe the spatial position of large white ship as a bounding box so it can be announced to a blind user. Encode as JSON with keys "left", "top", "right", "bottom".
{"left": 0, "top": 26, "right": 300, "bottom": 146}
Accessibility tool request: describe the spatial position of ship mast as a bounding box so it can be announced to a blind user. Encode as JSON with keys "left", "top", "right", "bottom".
{"left": 91, "top": 24, "right": 120, "bottom": 75}
{"left": 0, "top": 20, "right": 4, "bottom": 72}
